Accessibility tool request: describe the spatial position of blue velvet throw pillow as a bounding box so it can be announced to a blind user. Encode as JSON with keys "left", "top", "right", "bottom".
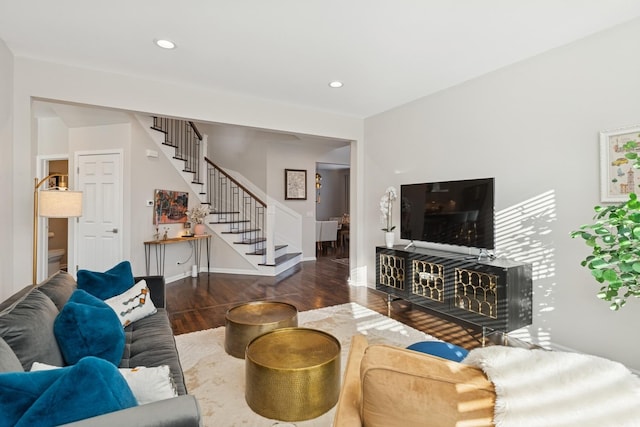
{"left": 0, "top": 356, "right": 137, "bottom": 427}
{"left": 54, "top": 289, "right": 125, "bottom": 366}
{"left": 0, "top": 364, "right": 65, "bottom": 426}
{"left": 406, "top": 341, "right": 469, "bottom": 362}
{"left": 77, "top": 260, "right": 134, "bottom": 300}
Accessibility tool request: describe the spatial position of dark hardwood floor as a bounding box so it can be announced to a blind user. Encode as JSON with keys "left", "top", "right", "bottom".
{"left": 166, "top": 248, "right": 488, "bottom": 350}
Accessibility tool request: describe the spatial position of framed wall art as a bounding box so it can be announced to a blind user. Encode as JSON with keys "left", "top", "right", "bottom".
{"left": 285, "top": 169, "right": 307, "bottom": 200}
{"left": 154, "top": 189, "right": 189, "bottom": 224}
{"left": 600, "top": 125, "right": 640, "bottom": 202}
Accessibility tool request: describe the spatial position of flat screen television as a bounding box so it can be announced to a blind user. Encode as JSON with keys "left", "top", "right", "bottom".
{"left": 400, "top": 178, "right": 495, "bottom": 250}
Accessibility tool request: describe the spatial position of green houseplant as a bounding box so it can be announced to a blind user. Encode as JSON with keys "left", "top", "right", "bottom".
{"left": 571, "top": 139, "right": 640, "bottom": 310}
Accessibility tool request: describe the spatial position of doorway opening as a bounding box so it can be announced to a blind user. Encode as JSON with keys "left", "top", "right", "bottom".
{"left": 315, "top": 163, "right": 350, "bottom": 259}
{"left": 43, "top": 158, "right": 70, "bottom": 278}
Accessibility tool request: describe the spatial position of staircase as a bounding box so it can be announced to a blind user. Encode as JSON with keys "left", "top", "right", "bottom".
{"left": 149, "top": 116, "right": 302, "bottom": 275}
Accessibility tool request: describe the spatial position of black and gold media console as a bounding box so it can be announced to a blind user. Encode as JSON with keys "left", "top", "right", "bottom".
{"left": 376, "top": 246, "right": 532, "bottom": 333}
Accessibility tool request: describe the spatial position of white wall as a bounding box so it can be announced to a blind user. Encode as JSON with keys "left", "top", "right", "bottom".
{"left": 266, "top": 141, "right": 329, "bottom": 258}
{"left": 201, "top": 123, "right": 269, "bottom": 193}
{"left": 0, "top": 39, "right": 13, "bottom": 300}
{"left": 130, "top": 117, "right": 256, "bottom": 277}
{"left": 364, "top": 18, "right": 640, "bottom": 371}
{"left": 9, "top": 17, "right": 638, "bottom": 370}
{"left": 37, "top": 117, "right": 68, "bottom": 156}
{"left": 68, "top": 116, "right": 255, "bottom": 280}
{"left": 7, "top": 55, "right": 363, "bottom": 293}
{"left": 206, "top": 124, "right": 353, "bottom": 258}
{"left": 30, "top": 109, "right": 348, "bottom": 280}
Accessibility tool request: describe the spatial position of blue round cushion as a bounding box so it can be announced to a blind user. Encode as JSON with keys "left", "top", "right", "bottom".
{"left": 406, "top": 341, "right": 469, "bottom": 362}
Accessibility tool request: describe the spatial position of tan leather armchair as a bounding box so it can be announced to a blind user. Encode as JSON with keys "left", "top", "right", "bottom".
{"left": 333, "top": 335, "right": 496, "bottom": 427}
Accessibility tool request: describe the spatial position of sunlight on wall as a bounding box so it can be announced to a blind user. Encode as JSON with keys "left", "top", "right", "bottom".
{"left": 495, "top": 190, "right": 556, "bottom": 348}
{"left": 348, "top": 265, "right": 367, "bottom": 287}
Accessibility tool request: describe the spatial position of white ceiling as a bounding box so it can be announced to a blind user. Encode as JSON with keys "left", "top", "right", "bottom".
{"left": 2, "top": 1, "right": 640, "bottom": 118}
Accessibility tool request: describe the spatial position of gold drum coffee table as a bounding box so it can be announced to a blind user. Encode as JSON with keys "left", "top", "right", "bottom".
{"left": 224, "top": 301, "right": 298, "bottom": 359}
{"left": 245, "top": 327, "right": 341, "bottom": 422}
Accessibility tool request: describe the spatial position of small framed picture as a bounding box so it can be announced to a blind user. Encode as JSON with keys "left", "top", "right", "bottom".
{"left": 285, "top": 169, "right": 307, "bottom": 200}
{"left": 600, "top": 125, "right": 640, "bottom": 202}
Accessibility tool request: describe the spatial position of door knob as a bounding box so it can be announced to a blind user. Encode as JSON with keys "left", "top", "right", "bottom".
{"left": 107, "top": 228, "right": 118, "bottom": 234}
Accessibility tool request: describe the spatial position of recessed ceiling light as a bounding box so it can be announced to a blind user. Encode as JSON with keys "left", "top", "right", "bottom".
{"left": 328, "top": 81, "right": 343, "bottom": 88}
{"left": 154, "top": 39, "right": 176, "bottom": 49}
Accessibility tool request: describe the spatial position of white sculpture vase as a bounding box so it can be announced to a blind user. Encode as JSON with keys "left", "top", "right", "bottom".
{"left": 385, "top": 232, "right": 395, "bottom": 248}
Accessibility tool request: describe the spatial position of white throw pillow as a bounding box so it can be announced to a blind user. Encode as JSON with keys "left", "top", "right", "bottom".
{"left": 117, "top": 365, "right": 178, "bottom": 405}
{"left": 104, "top": 279, "right": 157, "bottom": 327}
{"left": 31, "top": 362, "right": 178, "bottom": 405}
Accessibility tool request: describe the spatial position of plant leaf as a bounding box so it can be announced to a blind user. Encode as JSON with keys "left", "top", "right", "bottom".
{"left": 602, "top": 269, "right": 619, "bottom": 282}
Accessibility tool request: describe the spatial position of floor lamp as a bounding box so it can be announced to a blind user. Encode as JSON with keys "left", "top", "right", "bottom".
{"left": 33, "top": 174, "right": 83, "bottom": 284}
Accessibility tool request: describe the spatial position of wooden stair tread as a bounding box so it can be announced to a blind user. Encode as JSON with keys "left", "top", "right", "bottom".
{"left": 209, "top": 211, "right": 239, "bottom": 215}
{"left": 150, "top": 126, "right": 168, "bottom": 134}
{"left": 209, "top": 220, "right": 249, "bottom": 225}
{"left": 222, "top": 228, "right": 261, "bottom": 235}
{"left": 259, "top": 252, "right": 301, "bottom": 267}
{"left": 234, "top": 238, "right": 267, "bottom": 245}
{"left": 248, "top": 245, "right": 287, "bottom": 256}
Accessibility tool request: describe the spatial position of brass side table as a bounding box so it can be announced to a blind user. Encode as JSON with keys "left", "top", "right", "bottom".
{"left": 245, "top": 327, "right": 341, "bottom": 422}
{"left": 224, "top": 301, "right": 298, "bottom": 359}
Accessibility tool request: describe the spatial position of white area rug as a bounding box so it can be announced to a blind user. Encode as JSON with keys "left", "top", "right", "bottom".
{"left": 175, "top": 302, "right": 435, "bottom": 427}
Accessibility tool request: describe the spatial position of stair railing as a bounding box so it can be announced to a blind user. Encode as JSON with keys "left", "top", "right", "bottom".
{"left": 151, "top": 116, "right": 273, "bottom": 264}
{"left": 151, "top": 117, "right": 203, "bottom": 185}
{"left": 205, "top": 158, "right": 270, "bottom": 261}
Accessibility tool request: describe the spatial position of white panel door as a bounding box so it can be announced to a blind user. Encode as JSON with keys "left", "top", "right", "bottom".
{"left": 76, "top": 152, "right": 123, "bottom": 272}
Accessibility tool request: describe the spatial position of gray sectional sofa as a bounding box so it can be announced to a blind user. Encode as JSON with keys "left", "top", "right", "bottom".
{"left": 0, "top": 270, "right": 201, "bottom": 426}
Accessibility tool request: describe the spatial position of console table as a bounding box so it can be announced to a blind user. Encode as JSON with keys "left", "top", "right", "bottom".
{"left": 376, "top": 246, "right": 532, "bottom": 333}
{"left": 144, "top": 235, "right": 211, "bottom": 276}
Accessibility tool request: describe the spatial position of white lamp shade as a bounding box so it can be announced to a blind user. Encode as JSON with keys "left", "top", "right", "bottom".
{"left": 39, "top": 190, "right": 83, "bottom": 218}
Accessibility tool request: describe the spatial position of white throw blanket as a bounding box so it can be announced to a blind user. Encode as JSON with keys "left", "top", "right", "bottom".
{"left": 464, "top": 346, "right": 640, "bottom": 427}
